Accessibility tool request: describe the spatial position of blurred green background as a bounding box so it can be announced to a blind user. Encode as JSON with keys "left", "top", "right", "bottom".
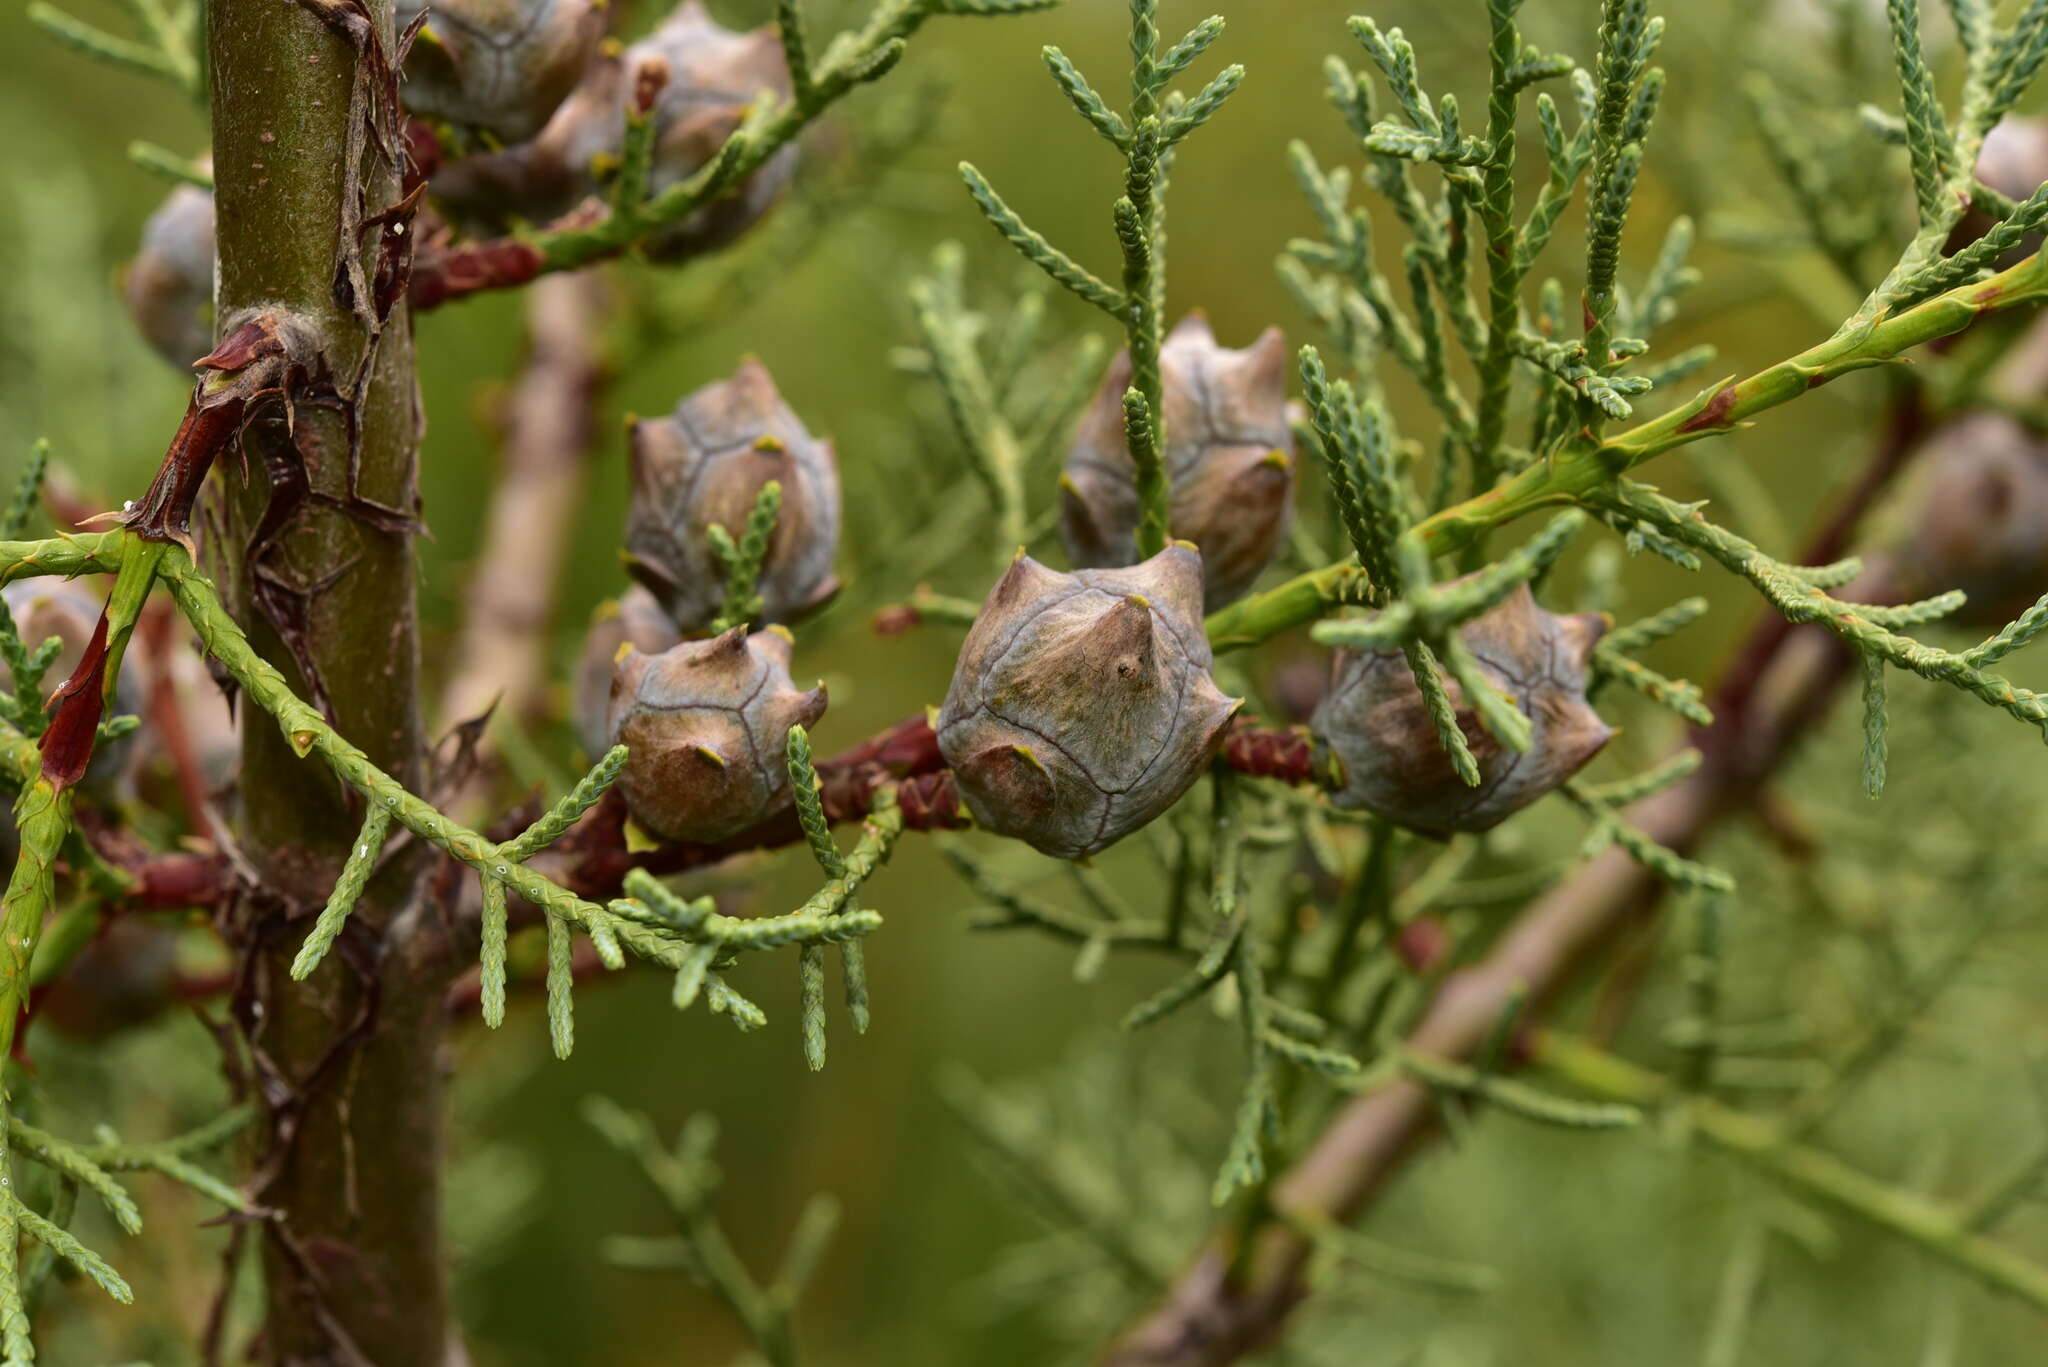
{"left": 8, "top": 0, "right": 2048, "bottom": 1364}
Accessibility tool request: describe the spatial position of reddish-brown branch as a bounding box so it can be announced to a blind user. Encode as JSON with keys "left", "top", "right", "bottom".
{"left": 407, "top": 200, "right": 613, "bottom": 311}
{"left": 64, "top": 714, "right": 963, "bottom": 951}
{"left": 1220, "top": 724, "right": 1323, "bottom": 786}
{"left": 871, "top": 604, "right": 926, "bottom": 636}
{"left": 808, "top": 710, "right": 947, "bottom": 776}
{"left": 75, "top": 810, "right": 233, "bottom": 909}
{"left": 408, "top": 233, "right": 547, "bottom": 310}
{"left": 402, "top": 119, "right": 441, "bottom": 189}
{"left": 132, "top": 851, "right": 234, "bottom": 909}
{"left": 546, "top": 715, "right": 966, "bottom": 900}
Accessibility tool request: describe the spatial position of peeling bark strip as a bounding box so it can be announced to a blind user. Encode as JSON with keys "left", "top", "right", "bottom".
{"left": 206, "top": 0, "right": 450, "bottom": 1362}
{"left": 124, "top": 313, "right": 310, "bottom": 552}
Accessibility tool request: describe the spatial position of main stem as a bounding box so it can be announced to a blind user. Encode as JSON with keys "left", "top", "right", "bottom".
{"left": 208, "top": 3, "right": 451, "bottom": 1362}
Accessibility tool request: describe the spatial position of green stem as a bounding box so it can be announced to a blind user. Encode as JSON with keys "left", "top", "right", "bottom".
{"left": 0, "top": 756, "right": 71, "bottom": 1068}
{"left": 1431, "top": 245, "right": 2048, "bottom": 554}
{"left": 1208, "top": 245, "right": 2048, "bottom": 650}
{"left": 97, "top": 537, "right": 167, "bottom": 706}
{"left": 0, "top": 533, "right": 127, "bottom": 586}
{"left": 591, "top": 1102, "right": 801, "bottom": 1366}
{"left": 1202, "top": 560, "right": 1369, "bottom": 653}
{"left": 1119, "top": 5, "right": 1168, "bottom": 556}
{"left": 1470, "top": 0, "right": 1526, "bottom": 490}
{"left": 0, "top": 737, "right": 97, "bottom": 1340}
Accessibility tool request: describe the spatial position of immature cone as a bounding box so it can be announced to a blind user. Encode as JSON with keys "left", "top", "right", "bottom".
{"left": 1061, "top": 314, "right": 1294, "bottom": 611}
{"left": 394, "top": 0, "right": 607, "bottom": 142}
{"left": 121, "top": 183, "right": 215, "bottom": 368}
{"left": 623, "top": 358, "right": 841, "bottom": 632}
{"left": 608, "top": 627, "right": 826, "bottom": 843}
{"left": 573, "top": 585, "right": 681, "bottom": 756}
{"left": 430, "top": 0, "right": 797, "bottom": 256}
{"left": 1313, "top": 585, "right": 1612, "bottom": 835}
{"left": 1898, "top": 412, "right": 2048, "bottom": 624}
{"left": 937, "top": 544, "right": 1241, "bottom": 859}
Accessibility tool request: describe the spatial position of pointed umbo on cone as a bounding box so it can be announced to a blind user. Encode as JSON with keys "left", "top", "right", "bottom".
{"left": 937, "top": 543, "right": 1240, "bottom": 859}
{"left": 608, "top": 626, "right": 827, "bottom": 844}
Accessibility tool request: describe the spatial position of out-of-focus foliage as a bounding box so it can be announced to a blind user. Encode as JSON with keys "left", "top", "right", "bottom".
{"left": 5, "top": 0, "right": 2048, "bottom": 1364}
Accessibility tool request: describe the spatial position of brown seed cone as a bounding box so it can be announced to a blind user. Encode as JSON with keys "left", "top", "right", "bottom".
{"left": 1976, "top": 118, "right": 2048, "bottom": 204}
{"left": 623, "top": 358, "right": 841, "bottom": 633}
{"left": 121, "top": 183, "right": 216, "bottom": 369}
{"left": 394, "top": 0, "right": 607, "bottom": 142}
{"left": 607, "top": 626, "right": 826, "bottom": 843}
{"left": 1949, "top": 117, "right": 2048, "bottom": 256}
{"left": 1897, "top": 411, "right": 2048, "bottom": 625}
{"left": 1060, "top": 313, "right": 1294, "bottom": 611}
{"left": 429, "top": 0, "right": 797, "bottom": 255}
{"left": 937, "top": 544, "right": 1241, "bottom": 859}
{"left": 1313, "top": 585, "right": 1613, "bottom": 834}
